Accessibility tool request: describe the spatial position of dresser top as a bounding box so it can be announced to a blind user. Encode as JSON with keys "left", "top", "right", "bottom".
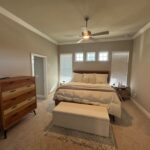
{"left": 0, "top": 76, "right": 34, "bottom": 83}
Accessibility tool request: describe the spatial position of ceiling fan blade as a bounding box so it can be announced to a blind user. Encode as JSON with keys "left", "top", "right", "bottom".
{"left": 64, "top": 34, "right": 78, "bottom": 38}
{"left": 77, "top": 39, "right": 84, "bottom": 43}
{"left": 90, "top": 37, "right": 96, "bottom": 41}
{"left": 92, "top": 31, "right": 109, "bottom": 36}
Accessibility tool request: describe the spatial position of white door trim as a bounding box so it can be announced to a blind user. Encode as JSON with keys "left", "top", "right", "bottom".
{"left": 31, "top": 53, "right": 48, "bottom": 99}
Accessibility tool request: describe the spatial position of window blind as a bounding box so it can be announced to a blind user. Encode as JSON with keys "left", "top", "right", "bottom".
{"left": 60, "top": 54, "right": 72, "bottom": 83}
{"left": 111, "top": 52, "right": 129, "bottom": 87}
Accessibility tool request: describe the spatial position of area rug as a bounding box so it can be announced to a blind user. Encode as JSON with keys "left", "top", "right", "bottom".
{"left": 45, "top": 123, "right": 117, "bottom": 150}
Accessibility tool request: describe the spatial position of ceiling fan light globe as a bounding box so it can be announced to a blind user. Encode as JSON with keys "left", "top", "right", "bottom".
{"left": 82, "top": 30, "right": 91, "bottom": 40}
{"left": 83, "top": 35, "right": 90, "bottom": 39}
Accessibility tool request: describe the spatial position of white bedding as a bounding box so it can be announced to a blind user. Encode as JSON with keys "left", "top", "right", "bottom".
{"left": 54, "top": 82, "right": 121, "bottom": 118}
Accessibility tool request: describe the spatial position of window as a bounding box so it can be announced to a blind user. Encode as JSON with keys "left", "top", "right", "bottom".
{"left": 86, "top": 52, "right": 96, "bottom": 61}
{"left": 60, "top": 54, "right": 72, "bottom": 83}
{"left": 75, "top": 52, "right": 84, "bottom": 62}
{"left": 110, "top": 52, "right": 129, "bottom": 87}
{"left": 98, "top": 52, "right": 109, "bottom": 61}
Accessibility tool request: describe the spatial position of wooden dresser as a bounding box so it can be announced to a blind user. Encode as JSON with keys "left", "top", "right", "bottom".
{"left": 0, "top": 76, "right": 37, "bottom": 138}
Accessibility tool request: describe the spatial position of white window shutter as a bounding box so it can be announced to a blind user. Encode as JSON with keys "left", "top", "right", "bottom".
{"left": 111, "top": 52, "right": 129, "bottom": 87}
{"left": 60, "top": 54, "right": 72, "bottom": 83}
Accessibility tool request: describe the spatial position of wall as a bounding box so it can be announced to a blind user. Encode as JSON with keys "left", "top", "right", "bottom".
{"left": 0, "top": 14, "right": 58, "bottom": 92}
{"left": 131, "top": 28, "right": 150, "bottom": 113}
{"left": 59, "top": 40, "right": 133, "bottom": 84}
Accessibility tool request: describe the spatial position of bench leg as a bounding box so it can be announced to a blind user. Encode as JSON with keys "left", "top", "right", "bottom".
{"left": 2, "top": 130, "right": 7, "bottom": 139}
{"left": 109, "top": 115, "right": 115, "bottom": 123}
{"left": 112, "top": 115, "right": 115, "bottom": 122}
{"left": 33, "top": 110, "right": 36, "bottom": 115}
{"left": 55, "top": 100, "right": 60, "bottom": 106}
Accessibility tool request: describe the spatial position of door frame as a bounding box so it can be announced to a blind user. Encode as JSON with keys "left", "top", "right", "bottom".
{"left": 31, "top": 53, "right": 48, "bottom": 99}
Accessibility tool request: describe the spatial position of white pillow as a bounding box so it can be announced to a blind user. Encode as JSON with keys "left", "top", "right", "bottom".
{"left": 83, "top": 74, "right": 96, "bottom": 84}
{"left": 82, "top": 74, "right": 89, "bottom": 83}
{"left": 72, "top": 73, "right": 83, "bottom": 82}
{"left": 95, "top": 74, "right": 108, "bottom": 84}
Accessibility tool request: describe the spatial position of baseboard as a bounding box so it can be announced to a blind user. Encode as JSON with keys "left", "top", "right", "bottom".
{"left": 37, "top": 95, "right": 45, "bottom": 99}
{"left": 131, "top": 98, "right": 150, "bottom": 119}
{"left": 50, "top": 83, "right": 58, "bottom": 93}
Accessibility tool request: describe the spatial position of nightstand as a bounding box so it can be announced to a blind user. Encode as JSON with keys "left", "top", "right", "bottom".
{"left": 59, "top": 81, "right": 66, "bottom": 86}
{"left": 114, "top": 87, "right": 131, "bottom": 101}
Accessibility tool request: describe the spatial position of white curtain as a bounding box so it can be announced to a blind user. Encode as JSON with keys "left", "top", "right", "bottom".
{"left": 111, "top": 52, "right": 129, "bottom": 87}
{"left": 60, "top": 54, "right": 72, "bottom": 83}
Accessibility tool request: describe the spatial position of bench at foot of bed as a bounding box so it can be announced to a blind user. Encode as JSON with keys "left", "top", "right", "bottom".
{"left": 54, "top": 99, "right": 116, "bottom": 122}
{"left": 53, "top": 102, "right": 110, "bottom": 137}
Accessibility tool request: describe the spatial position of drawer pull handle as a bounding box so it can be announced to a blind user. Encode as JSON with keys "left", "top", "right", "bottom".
{"left": 27, "top": 85, "right": 31, "bottom": 88}
{"left": 11, "top": 98, "right": 16, "bottom": 101}
{"left": 27, "top": 91, "right": 31, "bottom": 94}
{"left": 11, "top": 105, "right": 17, "bottom": 109}
{"left": 10, "top": 90, "right": 16, "bottom": 93}
{"left": 28, "top": 98, "right": 32, "bottom": 101}
{"left": 9, "top": 81, "right": 15, "bottom": 84}
{"left": 12, "top": 113, "right": 18, "bottom": 117}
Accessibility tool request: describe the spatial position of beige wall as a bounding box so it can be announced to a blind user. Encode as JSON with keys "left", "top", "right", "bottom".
{"left": 59, "top": 40, "right": 133, "bottom": 84}
{"left": 131, "top": 28, "right": 150, "bottom": 113}
{"left": 0, "top": 14, "right": 58, "bottom": 92}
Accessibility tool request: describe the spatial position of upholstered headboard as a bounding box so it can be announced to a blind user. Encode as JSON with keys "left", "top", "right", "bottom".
{"left": 73, "top": 70, "right": 110, "bottom": 83}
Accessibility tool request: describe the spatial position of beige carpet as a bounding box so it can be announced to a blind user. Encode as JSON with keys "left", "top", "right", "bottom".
{"left": 0, "top": 94, "right": 150, "bottom": 150}
{"left": 45, "top": 124, "right": 116, "bottom": 150}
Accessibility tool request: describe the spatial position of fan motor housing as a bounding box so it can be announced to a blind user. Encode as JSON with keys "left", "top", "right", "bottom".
{"left": 82, "top": 30, "right": 91, "bottom": 37}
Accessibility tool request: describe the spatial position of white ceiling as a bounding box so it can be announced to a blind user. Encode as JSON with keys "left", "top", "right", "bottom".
{"left": 0, "top": 0, "right": 150, "bottom": 44}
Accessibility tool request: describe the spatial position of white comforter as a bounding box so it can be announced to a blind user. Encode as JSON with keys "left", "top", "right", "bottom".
{"left": 54, "top": 82, "right": 121, "bottom": 118}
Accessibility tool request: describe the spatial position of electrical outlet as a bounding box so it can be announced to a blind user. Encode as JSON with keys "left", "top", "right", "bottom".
{"left": 132, "top": 92, "right": 137, "bottom": 98}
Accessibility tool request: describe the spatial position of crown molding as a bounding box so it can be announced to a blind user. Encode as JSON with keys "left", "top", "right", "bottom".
{"left": 1, "top": 6, "right": 149, "bottom": 45}
{"left": 0, "top": 6, "right": 57, "bottom": 44}
{"left": 132, "top": 22, "right": 150, "bottom": 39}
{"left": 58, "top": 37, "right": 132, "bottom": 45}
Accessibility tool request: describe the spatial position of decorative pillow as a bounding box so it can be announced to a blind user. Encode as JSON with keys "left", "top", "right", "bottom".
{"left": 72, "top": 73, "right": 83, "bottom": 82}
{"left": 82, "top": 74, "right": 89, "bottom": 83}
{"left": 82, "top": 74, "right": 96, "bottom": 84}
{"left": 95, "top": 74, "right": 108, "bottom": 84}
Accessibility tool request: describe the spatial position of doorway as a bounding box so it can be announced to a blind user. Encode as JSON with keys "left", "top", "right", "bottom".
{"left": 31, "top": 53, "right": 48, "bottom": 99}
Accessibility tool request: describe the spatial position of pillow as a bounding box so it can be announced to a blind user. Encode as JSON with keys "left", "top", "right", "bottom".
{"left": 83, "top": 74, "right": 96, "bottom": 84}
{"left": 72, "top": 73, "right": 83, "bottom": 82}
{"left": 82, "top": 74, "right": 89, "bottom": 83}
{"left": 95, "top": 74, "right": 108, "bottom": 84}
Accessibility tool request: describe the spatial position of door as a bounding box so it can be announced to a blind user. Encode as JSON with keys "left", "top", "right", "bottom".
{"left": 34, "top": 56, "right": 44, "bottom": 98}
{"left": 31, "top": 53, "right": 47, "bottom": 99}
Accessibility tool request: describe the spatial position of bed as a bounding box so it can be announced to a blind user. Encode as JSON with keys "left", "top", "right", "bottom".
{"left": 53, "top": 70, "right": 121, "bottom": 119}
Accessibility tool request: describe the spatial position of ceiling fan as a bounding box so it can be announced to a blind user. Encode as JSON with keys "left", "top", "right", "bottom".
{"left": 77, "top": 16, "right": 109, "bottom": 43}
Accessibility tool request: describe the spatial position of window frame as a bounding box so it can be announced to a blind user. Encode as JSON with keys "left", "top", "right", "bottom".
{"left": 86, "top": 52, "right": 96, "bottom": 62}
{"left": 98, "top": 51, "right": 109, "bottom": 62}
{"left": 75, "top": 52, "right": 84, "bottom": 62}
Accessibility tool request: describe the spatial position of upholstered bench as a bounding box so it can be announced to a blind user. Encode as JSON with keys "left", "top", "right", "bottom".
{"left": 52, "top": 102, "right": 110, "bottom": 137}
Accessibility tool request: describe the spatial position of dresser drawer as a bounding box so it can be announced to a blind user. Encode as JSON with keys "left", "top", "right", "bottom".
{"left": 1, "top": 78, "right": 35, "bottom": 92}
{"left": 4, "top": 103, "right": 36, "bottom": 129}
{"left": 2, "top": 90, "right": 36, "bottom": 110}
{"left": 2, "top": 84, "right": 35, "bottom": 101}
{"left": 3, "top": 97, "right": 36, "bottom": 116}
